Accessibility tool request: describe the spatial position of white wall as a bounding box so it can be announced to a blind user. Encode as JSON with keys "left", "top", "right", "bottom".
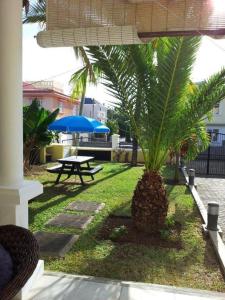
{"left": 59, "top": 133, "right": 73, "bottom": 145}
{"left": 207, "top": 99, "right": 225, "bottom": 126}
{"left": 207, "top": 125, "right": 225, "bottom": 135}
{"left": 83, "top": 103, "right": 108, "bottom": 123}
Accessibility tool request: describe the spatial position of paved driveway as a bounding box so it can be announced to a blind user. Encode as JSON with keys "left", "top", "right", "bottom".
{"left": 195, "top": 177, "right": 225, "bottom": 239}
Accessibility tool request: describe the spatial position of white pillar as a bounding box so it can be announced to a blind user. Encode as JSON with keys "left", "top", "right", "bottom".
{"left": 112, "top": 134, "right": 120, "bottom": 149}
{"left": 0, "top": 0, "right": 43, "bottom": 228}
{"left": 0, "top": 0, "right": 23, "bottom": 186}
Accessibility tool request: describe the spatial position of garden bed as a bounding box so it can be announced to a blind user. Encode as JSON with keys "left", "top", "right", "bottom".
{"left": 27, "top": 162, "right": 225, "bottom": 292}
{"left": 98, "top": 216, "right": 182, "bottom": 249}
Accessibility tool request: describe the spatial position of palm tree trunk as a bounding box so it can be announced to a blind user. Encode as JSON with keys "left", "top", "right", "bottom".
{"left": 73, "top": 94, "right": 86, "bottom": 146}
{"left": 79, "top": 95, "right": 85, "bottom": 116}
{"left": 174, "top": 151, "right": 180, "bottom": 183}
{"left": 131, "top": 136, "right": 138, "bottom": 166}
{"left": 131, "top": 171, "right": 168, "bottom": 233}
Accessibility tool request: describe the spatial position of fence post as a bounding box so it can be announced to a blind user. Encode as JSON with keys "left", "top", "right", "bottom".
{"left": 112, "top": 134, "right": 120, "bottom": 149}
{"left": 188, "top": 169, "right": 195, "bottom": 186}
{"left": 207, "top": 202, "right": 219, "bottom": 231}
{"left": 206, "top": 145, "right": 210, "bottom": 175}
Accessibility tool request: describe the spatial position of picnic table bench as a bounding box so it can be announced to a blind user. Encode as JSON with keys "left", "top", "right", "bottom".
{"left": 47, "top": 156, "right": 103, "bottom": 185}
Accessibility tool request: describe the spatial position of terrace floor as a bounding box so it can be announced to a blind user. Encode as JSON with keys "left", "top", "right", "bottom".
{"left": 25, "top": 272, "right": 225, "bottom": 300}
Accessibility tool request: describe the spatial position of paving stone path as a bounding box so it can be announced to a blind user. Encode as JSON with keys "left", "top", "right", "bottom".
{"left": 35, "top": 232, "right": 79, "bottom": 258}
{"left": 195, "top": 177, "right": 225, "bottom": 240}
{"left": 66, "top": 201, "right": 105, "bottom": 213}
{"left": 47, "top": 213, "right": 94, "bottom": 229}
{"left": 37, "top": 201, "right": 105, "bottom": 257}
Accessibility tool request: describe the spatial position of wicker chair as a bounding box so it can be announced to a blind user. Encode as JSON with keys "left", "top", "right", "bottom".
{"left": 0, "top": 225, "right": 39, "bottom": 300}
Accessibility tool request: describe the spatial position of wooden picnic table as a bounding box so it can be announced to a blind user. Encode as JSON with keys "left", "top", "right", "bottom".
{"left": 47, "top": 156, "right": 103, "bottom": 185}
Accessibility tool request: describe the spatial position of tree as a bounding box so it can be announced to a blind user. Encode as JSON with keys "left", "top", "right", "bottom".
{"left": 23, "top": 100, "right": 59, "bottom": 171}
{"left": 76, "top": 39, "right": 225, "bottom": 233}
{"left": 105, "top": 120, "right": 119, "bottom": 137}
{"left": 69, "top": 51, "right": 100, "bottom": 115}
{"left": 113, "top": 108, "right": 132, "bottom": 142}
{"left": 71, "top": 52, "right": 141, "bottom": 165}
{"left": 170, "top": 103, "right": 210, "bottom": 183}
{"left": 23, "top": 0, "right": 45, "bottom": 25}
{"left": 23, "top": 0, "right": 30, "bottom": 14}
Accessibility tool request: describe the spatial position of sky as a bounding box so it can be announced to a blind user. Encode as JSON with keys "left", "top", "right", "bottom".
{"left": 23, "top": 23, "right": 113, "bottom": 104}
{"left": 23, "top": 23, "right": 225, "bottom": 105}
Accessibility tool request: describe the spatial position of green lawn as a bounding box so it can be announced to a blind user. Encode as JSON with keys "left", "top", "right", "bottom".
{"left": 27, "top": 163, "right": 225, "bottom": 292}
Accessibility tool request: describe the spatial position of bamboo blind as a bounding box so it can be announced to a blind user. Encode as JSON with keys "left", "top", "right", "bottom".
{"left": 37, "top": 0, "right": 225, "bottom": 48}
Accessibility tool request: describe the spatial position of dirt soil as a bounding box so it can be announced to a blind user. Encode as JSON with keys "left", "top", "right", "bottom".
{"left": 25, "top": 164, "right": 47, "bottom": 176}
{"left": 98, "top": 216, "right": 183, "bottom": 249}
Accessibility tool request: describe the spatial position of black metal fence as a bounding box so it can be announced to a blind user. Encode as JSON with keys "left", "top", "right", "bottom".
{"left": 79, "top": 137, "right": 112, "bottom": 148}
{"left": 187, "top": 133, "right": 225, "bottom": 175}
{"left": 61, "top": 137, "right": 136, "bottom": 149}
{"left": 119, "top": 141, "right": 133, "bottom": 149}
{"left": 62, "top": 137, "right": 112, "bottom": 148}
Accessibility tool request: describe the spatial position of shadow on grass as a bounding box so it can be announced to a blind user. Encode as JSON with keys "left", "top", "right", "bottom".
{"left": 29, "top": 165, "right": 132, "bottom": 224}
{"left": 203, "top": 237, "right": 224, "bottom": 273}
{"left": 39, "top": 166, "right": 225, "bottom": 290}
{"left": 53, "top": 202, "right": 197, "bottom": 284}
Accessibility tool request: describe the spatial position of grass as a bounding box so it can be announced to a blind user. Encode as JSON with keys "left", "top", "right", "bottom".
{"left": 27, "top": 162, "right": 225, "bottom": 292}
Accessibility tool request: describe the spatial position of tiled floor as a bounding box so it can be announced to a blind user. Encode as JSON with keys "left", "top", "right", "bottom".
{"left": 25, "top": 272, "right": 225, "bottom": 300}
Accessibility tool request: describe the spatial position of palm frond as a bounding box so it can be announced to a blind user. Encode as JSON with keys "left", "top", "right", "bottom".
{"left": 177, "top": 68, "right": 225, "bottom": 140}
{"left": 70, "top": 37, "right": 225, "bottom": 173}
{"left": 23, "top": 0, "right": 46, "bottom": 26}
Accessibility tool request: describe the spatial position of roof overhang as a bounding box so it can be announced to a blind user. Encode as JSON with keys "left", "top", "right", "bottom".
{"left": 37, "top": 0, "right": 225, "bottom": 48}
{"left": 23, "top": 90, "right": 79, "bottom": 104}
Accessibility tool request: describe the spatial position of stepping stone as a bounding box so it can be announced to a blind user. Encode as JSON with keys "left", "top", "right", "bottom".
{"left": 46, "top": 213, "right": 94, "bottom": 229}
{"left": 66, "top": 201, "right": 105, "bottom": 213}
{"left": 34, "top": 231, "right": 79, "bottom": 258}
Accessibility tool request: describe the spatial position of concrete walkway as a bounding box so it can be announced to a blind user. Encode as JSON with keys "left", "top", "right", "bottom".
{"left": 25, "top": 272, "right": 225, "bottom": 300}
{"left": 195, "top": 177, "right": 225, "bottom": 239}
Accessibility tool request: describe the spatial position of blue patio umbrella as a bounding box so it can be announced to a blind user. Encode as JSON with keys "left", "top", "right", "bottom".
{"left": 48, "top": 115, "right": 110, "bottom": 134}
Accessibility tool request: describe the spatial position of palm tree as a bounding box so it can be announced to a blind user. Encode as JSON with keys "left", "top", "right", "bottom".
{"left": 23, "top": 0, "right": 45, "bottom": 25}
{"left": 71, "top": 46, "right": 142, "bottom": 165}
{"left": 74, "top": 39, "right": 225, "bottom": 233}
{"left": 70, "top": 47, "right": 100, "bottom": 115}
{"left": 23, "top": 0, "right": 29, "bottom": 13}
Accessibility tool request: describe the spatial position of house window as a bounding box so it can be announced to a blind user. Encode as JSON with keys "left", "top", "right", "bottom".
{"left": 208, "top": 129, "right": 219, "bottom": 142}
{"left": 212, "top": 129, "right": 219, "bottom": 142}
{"left": 97, "top": 111, "right": 105, "bottom": 118}
{"left": 213, "top": 103, "right": 220, "bottom": 115}
{"left": 58, "top": 103, "right": 63, "bottom": 113}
